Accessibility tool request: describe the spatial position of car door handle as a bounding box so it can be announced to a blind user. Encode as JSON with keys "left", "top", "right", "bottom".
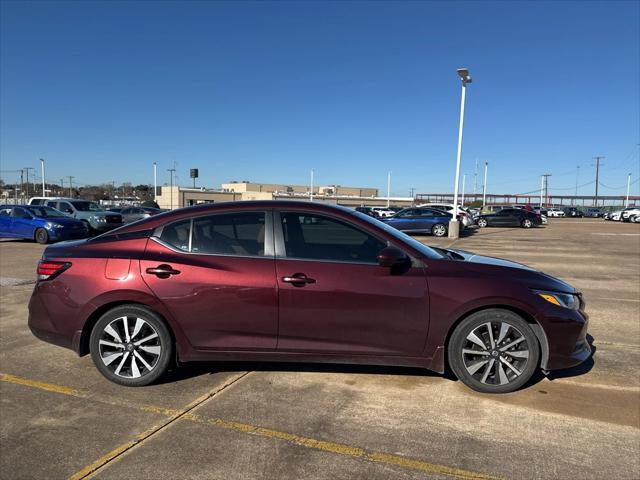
{"left": 282, "top": 273, "right": 316, "bottom": 286}
{"left": 146, "top": 264, "right": 181, "bottom": 277}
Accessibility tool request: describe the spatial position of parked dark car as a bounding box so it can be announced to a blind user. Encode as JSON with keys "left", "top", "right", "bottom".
{"left": 563, "top": 207, "right": 583, "bottom": 218}
{"left": 29, "top": 201, "right": 590, "bottom": 393}
{"left": 476, "top": 208, "right": 542, "bottom": 228}
{"left": 381, "top": 207, "right": 452, "bottom": 237}
{"left": 0, "top": 205, "right": 88, "bottom": 244}
{"left": 120, "top": 207, "right": 162, "bottom": 224}
{"left": 584, "top": 208, "right": 603, "bottom": 218}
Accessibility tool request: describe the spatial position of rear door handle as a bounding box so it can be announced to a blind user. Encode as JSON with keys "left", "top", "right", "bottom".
{"left": 282, "top": 273, "right": 316, "bottom": 286}
{"left": 146, "top": 264, "right": 181, "bottom": 278}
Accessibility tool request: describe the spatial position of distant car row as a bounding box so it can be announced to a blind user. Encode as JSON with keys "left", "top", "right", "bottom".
{"left": 604, "top": 207, "right": 640, "bottom": 222}
{"left": 0, "top": 198, "right": 163, "bottom": 244}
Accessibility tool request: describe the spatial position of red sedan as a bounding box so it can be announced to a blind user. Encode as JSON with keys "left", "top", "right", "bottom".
{"left": 28, "top": 201, "right": 591, "bottom": 393}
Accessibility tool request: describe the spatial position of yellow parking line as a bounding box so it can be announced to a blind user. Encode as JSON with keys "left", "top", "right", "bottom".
{"left": 2, "top": 372, "right": 501, "bottom": 480}
{"left": 0, "top": 372, "right": 85, "bottom": 397}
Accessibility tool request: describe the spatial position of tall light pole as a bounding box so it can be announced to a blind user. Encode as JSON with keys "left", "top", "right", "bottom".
{"left": 153, "top": 162, "right": 157, "bottom": 201}
{"left": 626, "top": 172, "right": 632, "bottom": 207}
{"left": 40, "top": 159, "right": 46, "bottom": 196}
{"left": 386, "top": 171, "right": 391, "bottom": 208}
{"left": 167, "top": 167, "right": 176, "bottom": 209}
{"left": 310, "top": 169, "right": 314, "bottom": 202}
{"left": 449, "top": 68, "right": 472, "bottom": 239}
{"left": 482, "top": 161, "right": 488, "bottom": 208}
{"left": 539, "top": 175, "right": 544, "bottom": 208}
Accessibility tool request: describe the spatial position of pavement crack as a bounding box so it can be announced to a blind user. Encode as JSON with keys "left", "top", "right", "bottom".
{"left": 68, "top": 371, "right": 251, "bottom": 480}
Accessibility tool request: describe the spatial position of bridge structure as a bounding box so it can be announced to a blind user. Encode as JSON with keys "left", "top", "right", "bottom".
{"left": 416, "top": 192, "right": 639, "bottom": 208}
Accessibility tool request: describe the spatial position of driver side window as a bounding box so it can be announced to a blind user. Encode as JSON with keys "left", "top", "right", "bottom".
{"left": 280, "top": 212, "right": 386, "bottom": 264}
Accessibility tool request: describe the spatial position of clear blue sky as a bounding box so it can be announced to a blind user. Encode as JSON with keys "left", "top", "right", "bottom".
{"left": 1, "top": 0, "right": 638, "bottom": 197}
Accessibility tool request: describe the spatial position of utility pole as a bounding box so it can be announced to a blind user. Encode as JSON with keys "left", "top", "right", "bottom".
{"left": 409, "top": 187, "right": 415, "bottom": 198}
{"left": 539, "top": 175, "right": 544, "bottom": 208}
{"left": 60, "top": 178, "right": 64, "bottom": 196}
{"left": 482, "top": 161, "right": 488, "bottom": 207}
{"left": 310, "top": 169, "right": 314, "bottom": 202}
{"left": 461, "top": 174, "right": 466, "bottom": 207}
{"left": 386, "top": 171, "right": 391, "bottom": 208}
{"left": 20, "top": 169, "right": 24, "bottom": 204}
{"left": 167, "top": 167, "right": 176, "bottom": 209}
{"left": 67, "top": 176, "right": 75, "bottom": 197}
{"left": 626, "top": 173, "right": 632, "bottom": 207}
{"left": 573, "top": 165, "right": 580, "bottom": 206}
{"left": 24, "top": 167, "right": 35, "bottom": 199}
{"left": 542, "top": 173, "right": 552, "bottom": 207}
{"left": 593, "top": 156, "right": 604, "bottom": 207}
{"left": 153, "top": 162, "right": 157, "bottom": 202}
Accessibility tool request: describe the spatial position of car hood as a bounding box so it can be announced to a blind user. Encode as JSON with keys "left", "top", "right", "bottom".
{"left": 447, "top": 248, "right": 577, "bottom": 294}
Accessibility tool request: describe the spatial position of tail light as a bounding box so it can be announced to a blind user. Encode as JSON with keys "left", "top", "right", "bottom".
{"left": 37, "top": 261, "right": 71, "bottom": 281}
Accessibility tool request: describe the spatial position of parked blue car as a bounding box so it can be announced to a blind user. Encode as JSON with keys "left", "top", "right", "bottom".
{"left": 0, "top": 205, "right": 89, "bottom": 244}
{"left": 380, "top": 207, "right": 453, "bottom": 237}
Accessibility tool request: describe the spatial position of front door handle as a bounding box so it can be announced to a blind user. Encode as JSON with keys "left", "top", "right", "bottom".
{"left": 146, "top": 264, "right": 181, "bottom": 278}
{"left": 282, "top": 273, "right": 316, "bottom": 286}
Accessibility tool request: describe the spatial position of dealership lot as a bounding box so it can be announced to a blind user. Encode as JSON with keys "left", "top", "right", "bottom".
{"left": 1, "top": 219, "right": 638, "bottom": 479}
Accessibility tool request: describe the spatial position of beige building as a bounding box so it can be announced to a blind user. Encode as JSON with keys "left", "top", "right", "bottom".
{"left": 156, "top": 182, "right": 408, "bottom": 210}
{"left": 221, "top": 181, "right": 378, "bottom": 198}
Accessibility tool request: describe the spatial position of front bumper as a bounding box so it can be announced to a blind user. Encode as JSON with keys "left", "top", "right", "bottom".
{"left": 48, "top": 226, "right": 89, "bottom": 241}
{"left": 544, "top": 308, "right": 592, "bottom": 371}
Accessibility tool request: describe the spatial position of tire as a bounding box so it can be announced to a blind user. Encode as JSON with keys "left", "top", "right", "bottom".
{"left": 521, "top": 219, "right": 533, "bottom": 228}
{"left": 90, "top": 305, "right": 173, "bottom": 387}
{"left": 81, "top": 220, "right": 93, "bottom": 235}
{"left": 447, "top": 309, "right": 540, "bottom": 394}
{"left": 35, "top": 228, "right": 49, "bottom": 244}
{"left": 431, "top": 223, "right": 447, "bottom": 237}
{"left": 477, "top": 218, "right": 488, "bottom": 228}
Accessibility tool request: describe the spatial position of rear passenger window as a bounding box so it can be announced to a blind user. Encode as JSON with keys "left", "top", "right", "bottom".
{"left": 159, "top": 219, "right": 191, "bottom": 252}
{"left": 192, "top": 212, "right": 265, "bottom": 256}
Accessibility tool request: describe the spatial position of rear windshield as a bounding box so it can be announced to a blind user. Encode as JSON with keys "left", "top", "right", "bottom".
{"left": 26, "top": 206, "right": 70, "bottom": 218}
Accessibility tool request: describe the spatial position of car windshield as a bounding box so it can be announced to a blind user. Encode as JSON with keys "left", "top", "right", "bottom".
{"left": 26, "top": 206, "right": 70, "bottom": 218}
{"left": 71, "top": 201, "right": 104, "bottom": 212}
{"left": 348, "top": 209, "right": 445, "bottom": 260}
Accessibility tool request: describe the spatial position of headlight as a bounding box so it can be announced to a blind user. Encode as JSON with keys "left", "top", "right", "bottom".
{"left": 93, "top": 216, "right": 107, "bottom": 223}
{"left": 535, "top": 290, "right": 580, "bottom": 310}
{"left": 45, "top": 222, "right": 65, "bottom": 229}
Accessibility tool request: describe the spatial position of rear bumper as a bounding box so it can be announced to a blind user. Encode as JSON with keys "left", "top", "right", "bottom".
{"left": 28, "top": 286, "right": 81, "bottom": 354}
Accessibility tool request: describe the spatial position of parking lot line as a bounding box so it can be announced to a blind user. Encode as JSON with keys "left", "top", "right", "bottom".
{"left": 1, "top": 372, "right": 501, "bottom": 480}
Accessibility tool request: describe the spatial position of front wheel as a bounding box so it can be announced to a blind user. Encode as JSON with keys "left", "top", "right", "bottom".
{"left": 477, "top": 218, "right": 488, "bottom": 228}
{"left": 35, "top": 228, "right": 49, "bottom": 244}
{"left": 431, "top": 223, "right": 447, "bottom": 237}
{"left": 521, "top": 219, "right": 533, "bottom": 228}
{"left": 447, "top": 309, "right": 540, "bottom": 393}
{"left": 90, "top": 305, "right": 173, "bottom": 387}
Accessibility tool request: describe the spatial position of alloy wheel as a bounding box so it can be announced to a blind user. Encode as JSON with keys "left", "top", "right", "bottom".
{"left": 461, "top": 321, "right": 530, "bottom": 386}
{"left": 98, "top": 316, "right": 162, "bottom": 379}
{"left": 432, "top": 224, "right": 447, "bottom": 237}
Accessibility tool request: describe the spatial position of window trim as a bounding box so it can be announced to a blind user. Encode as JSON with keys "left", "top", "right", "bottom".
{"left": 273, "top": 210, "right": 390, "bottom": 265}
{"left": 152, "top": 210, "right": 274, "bottom": 258}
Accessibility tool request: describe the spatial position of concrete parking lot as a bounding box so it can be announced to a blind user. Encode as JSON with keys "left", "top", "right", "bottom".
{"left": 1, "top": 218, "right": 639, "bottom": 479}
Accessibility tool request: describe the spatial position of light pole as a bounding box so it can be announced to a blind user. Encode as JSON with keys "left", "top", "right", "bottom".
{"left": 573, "top": 165, "right": 580, "bottom": 205}
{"left": 310, "top": 169, "right": 314, "bottom": 202}
{"left": 449, "top": 68, "right": 472, "bottom": 239}
{"left": 40, "top": 159, "right": 46, "bottom": 196}
{"left": 153, "top": 162, "right": 157, "bottom": 202}
{"left": 386, "top": 171, "right": 391, "bottom": 208}
{"left": 539, "top": 175, "right": 544, "bottom": 208}
{"left": 482, "top": 161, "right": 488, "bottom": 208}
{"left": 461, "top": 174, "right": 466, "bottom": 207}
{"left": 626, "top": 172, "right": 632, "bottom": 207}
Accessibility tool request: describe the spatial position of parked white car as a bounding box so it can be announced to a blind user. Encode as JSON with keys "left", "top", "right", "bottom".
{"left": 608, "top": 210, "right": 623, "bottom": 221}
{"left": 546, "top": 208, "right": 565, "bottom": 217}
{"left": 369, "top": 207, "right": 396, "bottom": 218}
{"left": 621, "top": 207, "right": 640, "bottom": 222}
{"left": 417, "top": 203, "right": 473, "bottom": 227}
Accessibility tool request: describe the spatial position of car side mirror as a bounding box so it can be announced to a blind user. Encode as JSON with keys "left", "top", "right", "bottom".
{"left": 377, "top": 246, "right": 410, "bottom": 268}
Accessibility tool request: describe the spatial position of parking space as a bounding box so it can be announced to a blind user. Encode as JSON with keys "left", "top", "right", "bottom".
{"left": 1, "top": 219, "right": 639, "bottom": 479}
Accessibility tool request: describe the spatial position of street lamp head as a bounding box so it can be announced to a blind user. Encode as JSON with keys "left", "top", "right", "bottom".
{"left": 457, "top": 68, "right": 472, "bottom": 85}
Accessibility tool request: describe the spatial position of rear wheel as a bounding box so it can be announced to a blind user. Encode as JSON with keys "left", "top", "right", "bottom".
{"left": 90, "top": 305, "right": 173, "bottom": 387}
{"left": 521, "top": 218, "right": 533, "bottom": 228}
{"left": 35, "top": 228, "right": 49, "bottom": 244}
{"left": 477, "top": 218, "right": 488, "bottom": 228}
{"left": 432, "top": 223, "right": 447, "bottom": 237}
{"left": 448, "top": 309, "right": 540, "bottom": 393}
